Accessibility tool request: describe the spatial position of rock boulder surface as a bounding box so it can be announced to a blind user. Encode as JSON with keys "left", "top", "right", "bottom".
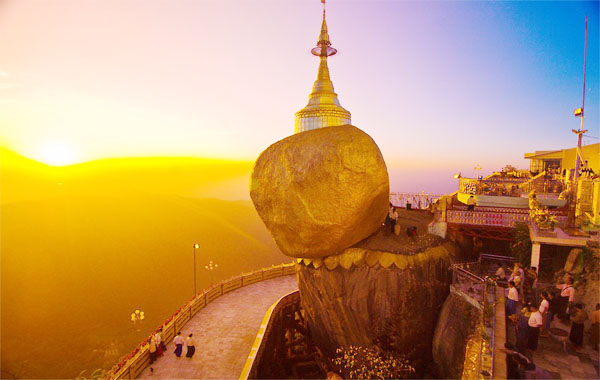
{"left": 250, "top": 125, "right": 389, "bottom": 258}
{"left": 295, "top": 242, "right": 456, "bottom": 370}
{"left": 432, "top": 291, "right": 479, "bottom": 379}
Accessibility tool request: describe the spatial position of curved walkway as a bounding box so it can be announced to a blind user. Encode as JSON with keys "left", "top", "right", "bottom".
{"left": 139, "top": 275, "right": 298, "bottom": 379}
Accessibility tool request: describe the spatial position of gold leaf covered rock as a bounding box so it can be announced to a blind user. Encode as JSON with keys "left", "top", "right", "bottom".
{"left": 250, "top": 125, "right": 389, "bottom": 258}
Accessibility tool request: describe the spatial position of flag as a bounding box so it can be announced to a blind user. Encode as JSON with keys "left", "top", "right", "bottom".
{"left": 574, "top": 107, "right": 583, "bottom": 116}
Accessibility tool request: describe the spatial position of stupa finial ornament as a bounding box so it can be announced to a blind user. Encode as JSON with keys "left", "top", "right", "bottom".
{"left": 294, "top": 0, "right": 351, "bottom": 134}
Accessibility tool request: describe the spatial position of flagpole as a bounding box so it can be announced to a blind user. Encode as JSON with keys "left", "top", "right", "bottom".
{"left": 574, "top": 16, "right": 587, "bottom": 181}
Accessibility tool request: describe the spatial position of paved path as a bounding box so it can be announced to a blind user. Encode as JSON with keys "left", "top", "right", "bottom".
{"left": 139, "top": 275, "right": 298, "bottom": 379}
{"left": 507, "top": 311, "right": 599, "bottom": 379}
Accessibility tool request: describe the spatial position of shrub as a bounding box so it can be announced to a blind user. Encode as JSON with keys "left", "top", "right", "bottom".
{"left": 332, "top": 346, "right": 415, "bottom": 379}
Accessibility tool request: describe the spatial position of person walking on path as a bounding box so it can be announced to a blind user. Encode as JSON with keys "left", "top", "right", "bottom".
{"left": 185, "top": 333, "right": 196, "bottom": 358}
{"left": 149, "top": 335, "right": 157, "bottom": 364}
{"left": 538, "top": 292, "right": 550, "bottom": 336}
{"left": 506, "top": 281, "right": 519, "bottom": 317}
{"left": 173, "top": 331, "right": 184, "bottom": 358}
{"left": 527, "top": 304, "right": 543, "bottom": 351}
{"left": 154, "top": 330, "right": 163, "bottom": 357}
{"left": 569, "top": 304, "right": 588, "bottom": 348}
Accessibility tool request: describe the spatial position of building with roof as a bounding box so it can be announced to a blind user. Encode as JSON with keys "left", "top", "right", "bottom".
{"left": 524, "top": 142, "right": 599, "bottom": 176}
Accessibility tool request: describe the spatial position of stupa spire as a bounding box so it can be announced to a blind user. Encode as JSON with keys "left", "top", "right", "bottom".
{"left": 294, "top": 1, "right": 351, "bottom": 134}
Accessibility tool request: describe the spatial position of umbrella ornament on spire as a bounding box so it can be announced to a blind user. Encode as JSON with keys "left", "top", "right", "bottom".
{"left": 294, "top": 0, "right": 351, "bottom": 133}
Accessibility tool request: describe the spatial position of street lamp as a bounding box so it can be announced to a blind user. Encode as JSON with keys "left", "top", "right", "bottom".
{"left": 474, "top": 164, "right": 482, "bottom": 179}
{"left": 205, "top": 260, "right": 218, "bottom": 286}
{"left": 130, "top": 309, "right": 145, "bottom": 332}
{"left": 193, "top": 243, "right": 200, "bottom": 296}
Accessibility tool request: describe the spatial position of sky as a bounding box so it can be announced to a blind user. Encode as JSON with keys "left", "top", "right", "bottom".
{"left": 0, "top": 0, "right": 598, "bottom": 193}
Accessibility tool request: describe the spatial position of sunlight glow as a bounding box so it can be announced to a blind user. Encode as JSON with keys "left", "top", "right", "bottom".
{"left": 38, "top": 142, "right": 78, "bottom": 166}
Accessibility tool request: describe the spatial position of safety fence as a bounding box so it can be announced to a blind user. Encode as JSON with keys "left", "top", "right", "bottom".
{"left": 389, "top": 192, "right": 443, "bottom": 209}
{"left": 107, "top": 263, "right": 296, "bottom": 380}
{"left": 459, "top": 177, "right": 564, "bottom": 197}
{"left": 446, "top": 209, "right": 567, "bottom": 228}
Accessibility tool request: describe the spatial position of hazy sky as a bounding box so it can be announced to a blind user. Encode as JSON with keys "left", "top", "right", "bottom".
{"left": 0, "top": 0, "right": 598, "bottom": 193}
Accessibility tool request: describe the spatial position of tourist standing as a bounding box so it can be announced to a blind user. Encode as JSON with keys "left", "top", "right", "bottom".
{"left": 557, "top": 276, "right": 575, "bottom": 321}
{"left": 467, "top": 195, "right": 476, "bottom": 211}
{"left": 149, "top": 335, "right": 157, "bottom": 364}
{"left": 569, "top": 304, "right": 588, "bottom": 348}
{"left": 527, "top": 304, "right": 543, "bottom": 351}
{"left": 158, "top": 328, "right": 167, "bottom": 352}
{"left": 173, "top": 331, "right": 184, "bottom": 358}
{"left": 154, "top": 330, "right": 163, "bottom": 357}
{"left": 525, "top": 266, "right": 538, "bottom": 304}
{"left": 547, "top": 291, "right": 558, "bottom": 332}
{"left": 185, "top": 333, "right": 196, "bottom": 358}
{"left": 591, "top": 303, "right": 600, "bottom": 350}
{"left": 506, "top": 281, "right": 519, "bottom": 316}
{"left": 390, "top": 207, "right": 399, "bottom": 234}
{"left": 516, "top": 306, "right": 531, "bottom": 354}
{"left": 538, "top": 292, "right": 550, "bottom": 336}
{"left": 494, "top": 264, "right": 506, "bottom": 282}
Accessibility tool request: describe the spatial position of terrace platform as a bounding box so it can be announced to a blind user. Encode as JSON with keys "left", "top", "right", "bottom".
{"left": 138, "top": 275, "right": 298, "bottom": 379}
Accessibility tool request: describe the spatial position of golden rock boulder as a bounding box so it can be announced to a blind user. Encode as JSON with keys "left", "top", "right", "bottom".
{"left": 250, "top": 125, "right": 389, "bottom": 258}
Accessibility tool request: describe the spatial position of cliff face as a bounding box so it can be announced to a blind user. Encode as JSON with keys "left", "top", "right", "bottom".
{"left": 296, "top": 242, "right": 455, "bottom": 369}
{"left": 432, "top": 291, "right": 479, "bottom": 379}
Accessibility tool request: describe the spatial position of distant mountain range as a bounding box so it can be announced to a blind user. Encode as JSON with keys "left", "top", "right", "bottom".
{"left": 0, "top": 149, "right": 288, "bottom": 378}
{"left": 0, "top": 148, "right": 256, "bottom": 204}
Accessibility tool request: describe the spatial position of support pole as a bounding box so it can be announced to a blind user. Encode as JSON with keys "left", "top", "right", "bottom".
{"left": 530, "top": 243, "right": 541, "bottom": 271}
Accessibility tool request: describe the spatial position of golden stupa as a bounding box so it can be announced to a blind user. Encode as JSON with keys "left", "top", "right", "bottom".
{"left": 294, "top": 3, "right": 351, "bottom": 133}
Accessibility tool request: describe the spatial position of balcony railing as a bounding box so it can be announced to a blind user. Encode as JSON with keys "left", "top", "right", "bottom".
{"left": 459, "top": 177, "right": 564, "bottom": 197}
{"left": 447, "top": 208, "right": 567, "bottom": 228}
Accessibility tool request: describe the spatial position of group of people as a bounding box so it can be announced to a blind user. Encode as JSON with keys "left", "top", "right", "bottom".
{"left": 148, "top": 329, "right": 197, "bottom": 368}
{"left": 385, "top": 204, "right": 419, "bottom": 240}
{"left": 496, "top": 262, "right": 538, "bottom": 306}
{"left": 501, "top": 266, "right": 600, "bottom": 357}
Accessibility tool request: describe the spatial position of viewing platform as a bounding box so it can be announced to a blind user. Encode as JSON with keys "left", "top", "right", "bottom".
{"left": 108, "top": 265, "right": 298, "bottom": 379}
{"left": 138, "top": 275, "right": 298, "bottom": 379}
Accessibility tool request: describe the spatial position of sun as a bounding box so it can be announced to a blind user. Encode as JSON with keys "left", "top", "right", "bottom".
{"left": 38, "top": 142, "right": 78, "bottom": 166}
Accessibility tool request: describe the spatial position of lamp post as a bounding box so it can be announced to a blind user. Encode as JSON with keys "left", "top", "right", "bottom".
{"left": 205, "top": 260, "right": 219, "bottom": 286}
{"left": 193, "top": 243, "right": 200, "bottom": 296}
{"left": 130, "top": 309, "right": 145, "bottom": 332}
{"left": 474, "top": 164, "right": 482, "bottom": 179}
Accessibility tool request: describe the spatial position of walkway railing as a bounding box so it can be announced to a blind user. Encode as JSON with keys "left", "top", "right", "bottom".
{"left": 389, "top": 192, "right": 443, "bottom": 209}
{"left": 107, "top": 263, "right": 296, "bottom": 380}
